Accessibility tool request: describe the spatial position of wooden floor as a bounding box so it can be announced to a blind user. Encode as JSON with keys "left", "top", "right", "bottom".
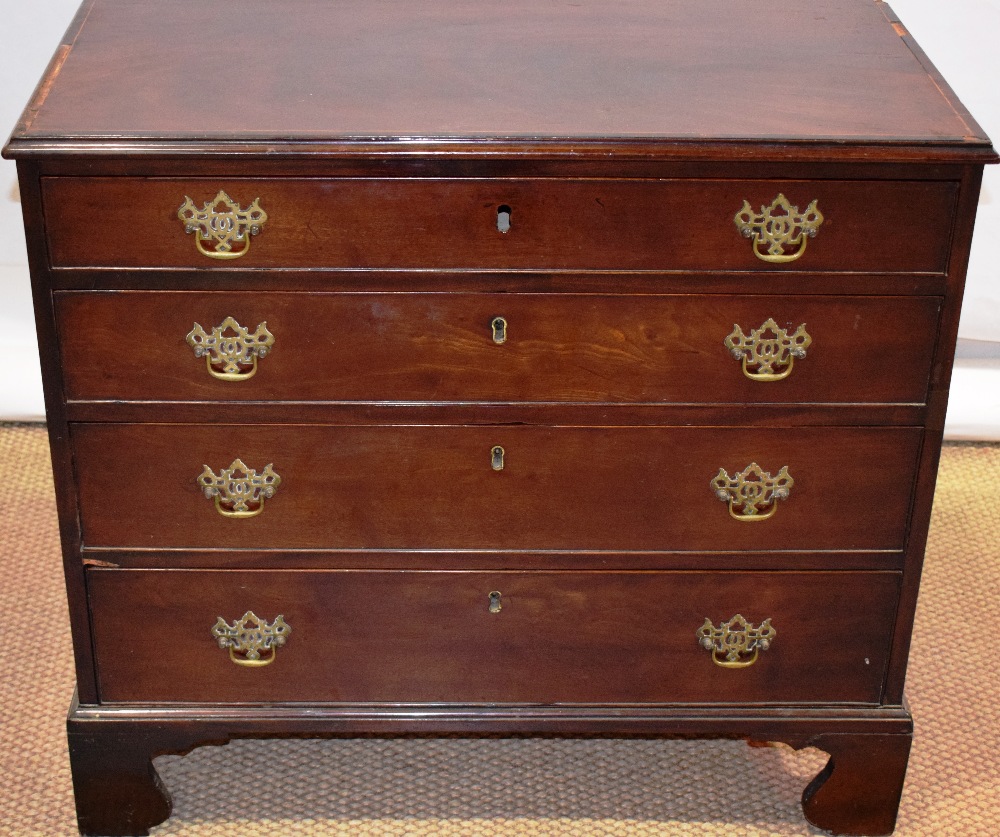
{"left": 1, "top": 424, "right": 997, "bottom": 836}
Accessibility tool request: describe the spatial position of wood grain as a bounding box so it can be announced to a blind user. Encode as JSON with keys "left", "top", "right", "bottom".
{"left": 6, "top": 0, "right": 989, "bottom": 148}
{"left": 71, "top": 423, "right": 923, "bottom": 552}
{"left": 6, "top": 2, "right": 994, "bottom": 834}
{"left": 41, "top": 177, "right": 957, "bottom": 273}
{"left": 55, "top": 291, "right": 942, "bottom": 405}
{"left": 87, "top": 568, "right": 901, "bottom": 704}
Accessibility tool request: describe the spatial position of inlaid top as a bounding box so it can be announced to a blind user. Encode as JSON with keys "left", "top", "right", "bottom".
{"left": 3, "top": 0, "right": 994, "bottom": 156}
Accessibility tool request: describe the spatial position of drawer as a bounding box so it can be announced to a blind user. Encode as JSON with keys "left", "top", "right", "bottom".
{"left": 56, "top": 291, "right": 941, "bottom": 405}
{"left": 42, "top": 177, "right": 957, "bottom": 272}
{"left": 72, "top": 424, "right": 922, "bottom": 551}
{"left": 88, "top": 568, "right": 899, "bottom": 704}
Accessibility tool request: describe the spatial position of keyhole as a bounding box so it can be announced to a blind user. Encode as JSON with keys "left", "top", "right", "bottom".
{"left": 497, "top": 204, "right": 512, "bottom": 233}
{"left": 488, "top": 591, "right": 503, "bottom": 613}
{"left": 491, "top": 316, "right": 507, "bottom": 344}
{"left": 491, "top": 445, "right": 505, "bottom": 471}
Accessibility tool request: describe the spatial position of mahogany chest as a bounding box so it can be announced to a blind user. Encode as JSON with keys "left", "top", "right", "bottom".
{"left": 4, "top": 1, "right": 995, "bottom": 834}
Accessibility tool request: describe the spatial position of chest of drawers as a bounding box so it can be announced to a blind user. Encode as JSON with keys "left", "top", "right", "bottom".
{"left": 4, "top": 1, "right": 995, "bottom": 834}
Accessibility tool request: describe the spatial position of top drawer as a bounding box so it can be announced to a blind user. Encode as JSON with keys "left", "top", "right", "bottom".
{"left": 41, "top": 177, "right": 958, "bottom": 273}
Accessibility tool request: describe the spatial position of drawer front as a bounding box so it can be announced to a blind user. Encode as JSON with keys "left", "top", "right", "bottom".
{"left": 56, "top": 291, "right": 941, "bottom": 405}
{"left": 43, "top": 177, "right": 956, "bottom": 272}
{"left": 88, "top": 568, "right": 899, "bottom": 704}
{"left": 73, "top": 424, "right": 922, "bottom": 551}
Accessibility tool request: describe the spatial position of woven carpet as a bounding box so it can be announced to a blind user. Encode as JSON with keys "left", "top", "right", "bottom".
{"left": 1, "top": 424, "right": 997, "bottom": 836}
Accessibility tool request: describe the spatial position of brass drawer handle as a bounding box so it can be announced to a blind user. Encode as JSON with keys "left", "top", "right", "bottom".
{"left": 186, "top": 317, "right": 275, "bottom": 381}
{"left": 734, "top": 193, "right": 823, "bottom": 263}
{"left": 725, "top": 318, "right": 811, "bottom": 381}
{"left": 212, "top": 611, "right": 291, "bottom": 667}
{"left": 491, "top": 445, "right": 505, "bottom": 471}
{"left": 491, "top": 316, "right": 508, "bottom": 344}
{"left": 711, "top": 462, "right": 793, "bottom": 521}
{"left": 198, "top": 459, "right": 281, "bottom": 518}
{"left": 177, "top": 190, "right": 268, "bottom": 259}
{"left": 698, "top": 614, "right": 775, "bottom": 668}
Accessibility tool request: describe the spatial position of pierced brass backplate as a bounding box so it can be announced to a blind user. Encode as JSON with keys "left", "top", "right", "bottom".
{"left": 725, "top": 318, "right": 811, "bottom": 381}
{"left": 734, "top": 193, "right": 823, "bottom": 263}
{"left": 711, "top": 462, "right": 793, "bottom": 521}
{"left": 212, "top": 611, "right": 291, "bottom": 667}
{"left": 197, "top": 459, "right": 281, "bottom": 518}
{"left": 186, "top": 317, "right": 275, "bottom": 381}
{"left": 698, "top": 614, "right": 775, "bottom": 668}
{"left": 177, "top": 191, "right": 268, "bottom": 259}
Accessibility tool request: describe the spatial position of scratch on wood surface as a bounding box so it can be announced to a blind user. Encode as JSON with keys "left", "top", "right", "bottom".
{"left": 20, "top": 45, "right": 72, "bottom": 133}
{"left": 17, "top": 0, "right": 97, "bottom": 136}
{"left": 82, "top": 557, "right": 120, "bottom": 569}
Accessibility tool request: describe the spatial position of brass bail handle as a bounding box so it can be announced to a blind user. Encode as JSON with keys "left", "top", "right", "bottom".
{"left": 177, "top": 191, "right": 268, "bottom": 260}
{"left": 697, "top": 614, "right": 775, "bottom": 669}
{"left": 186, "top": 317, "right": 275, "bottom": 381}
{"left": 734, "top": 194, "right": 823, "bottom": 264}
{"left": 711, "top": 462, "right": 793, "bottom": 522}
{"left": 724, "top": 319, "right": 811, "bottom": 382}
{"left": 197, "top": 459, "right": 281, "bottom": 518}
{"left": 211, "top": 611, "right": 291, "bottom": 667}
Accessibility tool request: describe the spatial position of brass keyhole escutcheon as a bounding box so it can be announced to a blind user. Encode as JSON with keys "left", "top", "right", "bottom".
{"left": 496, "top": 204, "right": 512, "bottom": 233}
{"left": 488, "top": 591, "right": 503, "bottom": 613}
{"left": 491, "top": 445, "right": 505, "bottom": 471}
{"left": 491, "top": 316, "right": 508, "bottom": 344}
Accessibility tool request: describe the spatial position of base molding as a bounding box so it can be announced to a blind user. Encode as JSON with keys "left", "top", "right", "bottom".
{"left": 67, "top": 694, "right": 913, "bottom": 836}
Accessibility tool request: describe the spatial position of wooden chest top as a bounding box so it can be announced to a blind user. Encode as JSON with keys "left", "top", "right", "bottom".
{"left": 4, "top": 0, "right": 995, "bottom": 160}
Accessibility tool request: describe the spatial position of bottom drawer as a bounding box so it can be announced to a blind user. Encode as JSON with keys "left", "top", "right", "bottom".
{"left": 88, "top": 569, "right": 899, "bottom": 705}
